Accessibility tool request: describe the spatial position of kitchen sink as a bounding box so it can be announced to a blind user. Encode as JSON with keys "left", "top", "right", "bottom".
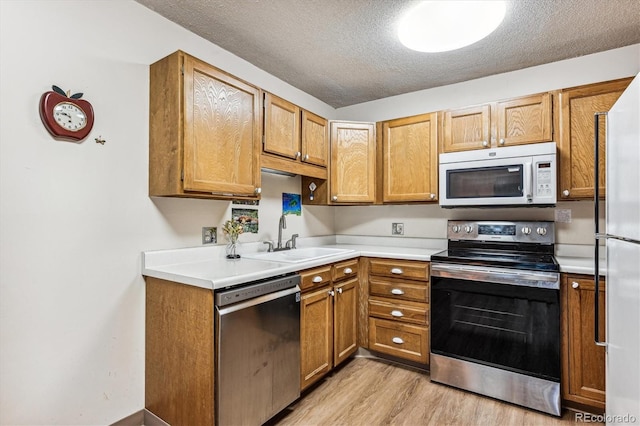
{"left": 243, "top": 247, "right": 355, "bottom": 263}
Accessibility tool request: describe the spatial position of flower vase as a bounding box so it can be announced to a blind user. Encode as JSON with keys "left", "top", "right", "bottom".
{"left": 226, "top": 240, "right": 240, "bottom": 259}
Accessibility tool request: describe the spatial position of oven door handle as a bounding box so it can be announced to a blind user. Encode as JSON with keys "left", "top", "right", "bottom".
{"left": 430, "top": 263, "right": 559, "bottom": 290}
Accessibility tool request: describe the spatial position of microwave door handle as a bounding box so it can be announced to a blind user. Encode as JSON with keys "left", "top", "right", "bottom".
{"left": 524, "top": 162, "right": 533, "bottom": 201}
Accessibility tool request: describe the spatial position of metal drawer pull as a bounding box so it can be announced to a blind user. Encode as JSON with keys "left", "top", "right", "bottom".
{"left": 344, "top": 267, "right": 353, "bottom": 274}
{"left": 391, "top": 310, "right": 404, "bottom": 317}
{"left": 312, "top": 276, "right": 323, "bottom": 283}
{"left": 391, "top": 268, "right": 403, "bottom": 275}
{"left": 572, "top": 281, "right": 579, "bottom": 289}
{"left": 392, "top": 337, "right": 404, "bottom": 344}
{"left": 328, "top": 290, "right": 335, "bottom": 296}
{"left": 390, "top": 288, "right": 405, "bottom": 295}
{"left": 336, "top": 287, "right": 343, "bottom": 294}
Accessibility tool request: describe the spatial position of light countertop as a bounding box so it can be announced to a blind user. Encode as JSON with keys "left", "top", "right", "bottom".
{"left": 142, "top": 239, "right": 604, "bottom": 290}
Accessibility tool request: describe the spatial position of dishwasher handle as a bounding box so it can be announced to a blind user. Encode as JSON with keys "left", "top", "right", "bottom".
{"left": 217, "top": 285, "right": 300, "bottom": 316}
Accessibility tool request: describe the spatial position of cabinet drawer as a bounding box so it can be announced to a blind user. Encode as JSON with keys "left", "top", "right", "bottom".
{"left": 368, "top": 318, "right": 429, "bottom": 364}
{"left": 299, "top": 266, "right": 332, "bottom": 291}
{"left": 369, "top": 277, "right": 428, "bottom": 303}
{"left": 332, "top": 259, "right": 359, "bottom": 282}
{"left": 369, "top": 259, "right": 429, "bottom": 281}
{"left": 368, "top": 298, "right": 428, "bottom": 325}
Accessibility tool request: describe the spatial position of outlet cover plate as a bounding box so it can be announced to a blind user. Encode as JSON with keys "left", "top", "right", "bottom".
{"left": 392, "top": 223, "right": 404, "bottom": 235}
{"left": 202, "top": 227, "right": 217, "bottom": 244}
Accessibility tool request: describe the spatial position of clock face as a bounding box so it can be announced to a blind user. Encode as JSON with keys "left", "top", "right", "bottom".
{"left": 53, "top": 102, "right": 87, "bottom": 132}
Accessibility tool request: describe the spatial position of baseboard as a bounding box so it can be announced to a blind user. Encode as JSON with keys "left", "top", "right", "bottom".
{"left": 110, "top": 409, "right": 169, "bottom": 426}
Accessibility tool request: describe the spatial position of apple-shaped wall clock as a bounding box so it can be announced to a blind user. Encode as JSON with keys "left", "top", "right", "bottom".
{"left": 39, "top": 85, "right": 94, "bottom": 142}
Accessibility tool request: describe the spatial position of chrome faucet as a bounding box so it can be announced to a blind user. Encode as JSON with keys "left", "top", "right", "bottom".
{"left": 275, "top": 214, "right": 287, "bottom": 251}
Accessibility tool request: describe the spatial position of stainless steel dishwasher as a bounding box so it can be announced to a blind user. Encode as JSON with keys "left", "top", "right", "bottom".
{"left": 215, "top": 273, "right": 301, "bottom": 426}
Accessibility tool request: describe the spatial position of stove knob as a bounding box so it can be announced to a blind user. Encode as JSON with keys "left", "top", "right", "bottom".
{"left": 537, "top": 227, "right": 548, "bottom": 236}
{"left": 464, "top": 225, "right": 473, "bottom": 233}
{"left": 522, "top": 226, "right": 532, "bottom": 235}
{"left": 452, "top": 225, "right": 461, "bottom": 233}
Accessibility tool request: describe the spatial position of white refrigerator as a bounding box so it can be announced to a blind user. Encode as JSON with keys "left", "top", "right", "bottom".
{"left": 600, "top": 72, "right": 640, "bottom": 425}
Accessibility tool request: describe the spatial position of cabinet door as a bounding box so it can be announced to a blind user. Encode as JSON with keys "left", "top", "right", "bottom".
{"left": 300, "top": 286, "right": 333, "bottom": 390}
{"left": 301, "top": 110, "right": 328, "bottom": 167}
{"left": 183, "top": 54, "right": 261, "bottom": 196}
{"left": 334, "top": 278, "right": 358, "bottom": 366}
{"left": 558, "top": 78, "right": 632, "bottom": 199}
{"left": 562, "top": 275, "right": 606, "bottom": 409}
{"left": 330, "top": 121, "right": 376, "bottom": 203}
{"left": 496, "top": 93, "right": 552, "bottom": 147}
{"left": 442, "top": 104, "right": 491, "bottom": 152}
{"left": 263, "top": 92, "right": 301, "bottom": 160}
{"left": 382, "top": 113, "right": 438, "bottom": 202}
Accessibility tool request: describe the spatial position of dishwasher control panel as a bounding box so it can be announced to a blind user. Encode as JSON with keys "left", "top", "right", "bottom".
{"left": 215, "top": 273, "right": 301, "bottom": 307}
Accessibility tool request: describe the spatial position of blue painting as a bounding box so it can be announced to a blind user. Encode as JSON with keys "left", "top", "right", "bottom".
{"left": 282, "top": 193, "right": 301, "bottom": 216}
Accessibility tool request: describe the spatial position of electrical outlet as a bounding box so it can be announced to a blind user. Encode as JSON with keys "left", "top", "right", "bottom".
{"left": 392, "top": 223, "right": 404, "bottom": 235}
{"left": 202, "top": 227, "right": 217, "bottom": 244}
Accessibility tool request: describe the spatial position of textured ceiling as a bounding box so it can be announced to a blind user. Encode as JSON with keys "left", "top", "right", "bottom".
{"left": 136, "top": 0, "right": 640, "bottom": 108}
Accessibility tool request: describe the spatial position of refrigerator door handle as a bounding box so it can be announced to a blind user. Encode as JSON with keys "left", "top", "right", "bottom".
{"left": 594, "top": 111, "right": 608, "bottom": 347}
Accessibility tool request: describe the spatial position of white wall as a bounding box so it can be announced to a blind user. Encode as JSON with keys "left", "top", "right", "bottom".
{"left": 0, "top": 1, "right": 333, "bottom": 425}
{"left": 334, "top": 45, "right": 640, "bottom": 246}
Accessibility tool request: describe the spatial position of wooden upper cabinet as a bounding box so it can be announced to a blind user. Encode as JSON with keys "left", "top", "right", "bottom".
{"left": 382, "top": 112, "right": 438, "bottom": 202}
{"left": 330, "top": 121, "right": 376, "bottom": 204}
{"left": 262, "top": 93, "right": 328, "bottom": 179}
{"left": 441, "top": 93, "right": 553, "bottom": 153}
{"left": 263, "top": 92, "right": 300, "bottom": 159}
{"left": 301, "top": 110, "right": 329, "bottom": 167}
{"left": 558, "top": 77, "right": 632, "bottom": 200}
{"left": 562, "top": 274, "right": 606, "bottom": 410}
{"left": 149, "top": 50, "right": 262, "bottom": 199}
{"left": 442, "top": 105, "right": 491, "bottom": 152}
{"left": 496, "top": 93, "right": 552, "bottom": 147}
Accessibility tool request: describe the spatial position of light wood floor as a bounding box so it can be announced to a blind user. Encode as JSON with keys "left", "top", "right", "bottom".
{"left": 270, "top": 357, "right": 600, "bottom": 426}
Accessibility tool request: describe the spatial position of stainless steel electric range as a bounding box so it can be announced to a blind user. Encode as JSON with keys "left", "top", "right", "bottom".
{"left": 430, "top": 220, "right": 561, "bottom": 416}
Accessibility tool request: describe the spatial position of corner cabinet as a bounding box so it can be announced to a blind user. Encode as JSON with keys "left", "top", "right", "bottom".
{"left": 300, "top": 260, "right": 358, "bottom": 390}
{"left": 149, "top": 50, "right": 262, "bottom": 199}
{"left": 261, "top": 92, "right": 329, "bottom": 179}
{"left": 557, "top": 77, "right": 632, "bottom": 200}
{"left": 441, "top": 92, "right": 553, "bottom": 153}
{"left": 562, "top": 274, "right": 606, "bottom": 411}
{"left": 381, "top": 112, "right": 438, "bottom": 202}
{"left": 330, "top": 121, "right": 376, "bottom": 204}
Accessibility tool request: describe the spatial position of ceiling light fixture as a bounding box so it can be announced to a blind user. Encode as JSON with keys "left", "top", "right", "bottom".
{"left": 398, "top": 0, "right": 507, "bottom": 53}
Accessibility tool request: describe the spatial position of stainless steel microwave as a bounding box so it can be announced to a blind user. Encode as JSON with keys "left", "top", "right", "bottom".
{"left": 439, "top": 142, "right": 557, "bottom": 208}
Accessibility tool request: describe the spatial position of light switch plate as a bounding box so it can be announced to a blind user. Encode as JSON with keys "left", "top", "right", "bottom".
{"left": 392, "top": 223, "right": 404, "bottom": 235}
{"left": 202, "top": 227, "right": 217, "bottom": 244}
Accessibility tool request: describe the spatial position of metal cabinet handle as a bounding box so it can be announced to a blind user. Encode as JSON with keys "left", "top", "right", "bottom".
{"left": 499, "top": 138, "right": 505, "bottom": 146}
{"left": 336, "top": 287, "right": 343, "bottom": 294}
{"left": 331, "top": 195, "right": 338, "bottom": 201}
{"left": 482, "top": 140, "right": 489, "bottom": 147}
{"left": 312, "top": 276, "right": 323, "bottom": 283}
{"left": 572, "top": 281, "right": 579, "bottom": 289}
{"left": 392, "top": 337, "right": 404, "bottom": 344}
{"left": 390, "top": 288, "right": 405, "bottom": 295}
{"left": 254, "top": 187, "right": 262, "bottom": 194}
{"left": 344, "top": 267, "right": 353, "bottom": 274}
{"left": 430, "top": 193, "right": 436, "bottom": 200}
{"left": 303, "top": 154, "right": 309, "bottom": 161}
{"left": 391, "top": 268, "right": 403, "bottom": 275}
{"left": 391, "top": 310, "right": 404, "bottom": 318}
{"left": 563, "top": 189, "right": 570, "bottom": 197}
{"left": 328, "top": 290, "right": 335, "bottom": 297}
{"left": 295, "top": 151, "right": 301, "bottom": 159}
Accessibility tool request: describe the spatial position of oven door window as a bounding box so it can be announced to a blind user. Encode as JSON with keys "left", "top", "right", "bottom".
{"left": 446, "top": 165, "right": 523, "bottom": 199}
{"left": 431, "top": 277, "right": 560, "bottom": 381}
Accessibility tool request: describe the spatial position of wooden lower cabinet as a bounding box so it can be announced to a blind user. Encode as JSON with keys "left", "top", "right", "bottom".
{"left": 366, "top": 258, "right": 430, "bottom": 365}
{"left": 300, "top": 260, "right": 359, "bottom": 390}
{"left": 145, "top": 277, "right": 215, "bottom": 426}
{"left": 562, "top": 273, "right": 606, "bottom": 411}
